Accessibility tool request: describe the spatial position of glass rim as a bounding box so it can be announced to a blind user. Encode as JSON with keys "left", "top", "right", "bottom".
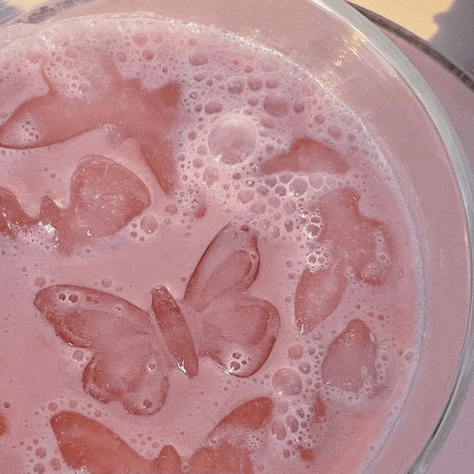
{"left": 1, "top": 0, "right": 473, "bottom": 471}
{"left": 311, "top": 1, "right": 474, "bottom": 472}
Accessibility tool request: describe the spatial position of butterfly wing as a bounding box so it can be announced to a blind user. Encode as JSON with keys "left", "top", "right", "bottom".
{"left": 50, "top": 411, "right": 154, "bottom": 473}
{"left": 188, "top": 397, "right": 274, "bottom": 474}
{"left": 187, "top": 440, "right": 254, "bottom": 474}
{"left": 0, "top": 53, "right": 180, "bottom": 194}
{"left": 34, "top": 285, "right": 170, "bottom": 415}
{"left": 200, "top": 292, "right": 280, "bottom": 378}
{"left": 184, "top": 223, "right": 260, "bottom": 312}
{"left": 49, "top": 401, "right": 272, "bottom": 474}
{"left": 182, "top": 223, "right": 279, "bottom": 377}
{"left": 294, "top": 262, "right": 347, "bottom": 334}
{"left": 50, "top": 411, "right": 182, "bottom": 474}
{"left": 214, "top": 396, "right": 274, "bottom": 432}
{"left": 151, "top": 286, "right": 199, "bottom": 378}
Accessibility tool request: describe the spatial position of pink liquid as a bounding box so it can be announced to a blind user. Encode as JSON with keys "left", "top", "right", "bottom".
{"left": 0, "top": 14, "right": 423, "bottom": 473}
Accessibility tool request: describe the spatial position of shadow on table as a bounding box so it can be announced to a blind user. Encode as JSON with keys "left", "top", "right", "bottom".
{"left": 431, "top": 0, "right": 474, "bottom": 72}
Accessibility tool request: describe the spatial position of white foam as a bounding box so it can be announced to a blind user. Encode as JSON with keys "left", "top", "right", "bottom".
{"left": 0, "top": 13, "right": 425, "bottom": 474}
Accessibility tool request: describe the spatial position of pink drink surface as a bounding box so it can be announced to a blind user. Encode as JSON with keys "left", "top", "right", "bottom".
{"left": 0, "top": 14, "right": 423, "bottom": 473}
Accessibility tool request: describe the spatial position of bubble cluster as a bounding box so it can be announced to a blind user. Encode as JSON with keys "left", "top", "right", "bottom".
{"left": 0, "top": 12, "right": 424, "bottom": 474}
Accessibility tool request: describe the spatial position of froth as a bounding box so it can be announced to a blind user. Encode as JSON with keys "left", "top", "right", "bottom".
{"left": 0, "top": 12, "right": 423, "bottom": 474}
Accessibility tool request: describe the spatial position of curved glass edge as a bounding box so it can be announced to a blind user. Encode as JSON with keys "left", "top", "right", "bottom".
{"left": 347, "top": 1, "right": 474, "bottom": 89}
{"left": 310, "top": 1, "right": 474, "bottom": 473}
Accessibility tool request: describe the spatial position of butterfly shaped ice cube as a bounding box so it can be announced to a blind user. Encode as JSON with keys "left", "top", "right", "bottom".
{"left": 0, "top": 52, "right": 180, "bottom": 194}
{"left": 49, "top": 396, "right": 274, "bottom": 474}
{"left": 0, "top": 154, "right": 151, "bottom": 249}
{"left": 34, "top": 224, "right": 280, "bottom": 415}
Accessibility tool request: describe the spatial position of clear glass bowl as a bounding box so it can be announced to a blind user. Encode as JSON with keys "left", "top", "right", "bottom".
{"left": 1, "top": 1, "right": 473, "bottom": 472}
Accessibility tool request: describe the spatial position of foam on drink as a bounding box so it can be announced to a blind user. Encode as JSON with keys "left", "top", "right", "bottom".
{"left": 0, "top": 13, "right": 424, "bottom": 473}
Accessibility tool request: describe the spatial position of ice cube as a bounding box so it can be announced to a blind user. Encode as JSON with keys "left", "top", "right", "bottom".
{"left": 200, "top": 292, "right": 280, "bottom": 377}
{"left": 185, "top": 224, "right": 260, "bottom": 312}
{"left": 294, "top": 263, "right": 347, "bottom": 334}
{"left": 151, "top": 286, "right": 199, "bottom": 378}
{"left": 0, "top": 187, "right": 38, "bottom": 238}
{"left": 40, "top": 155, "right": 151, "bottom": 249}
{"left": 50, "top": 411, "right": 156, "bottom": 473}
{"left": 321, "top": 318, "right": 377, "bottom": 392}
{"left": 261, "top": 137, "right": 349, "bottom": 176}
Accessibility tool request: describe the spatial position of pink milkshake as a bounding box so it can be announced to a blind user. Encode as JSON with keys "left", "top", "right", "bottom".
{"left": 0, "top": 11, "right": 426, "bottom": 474}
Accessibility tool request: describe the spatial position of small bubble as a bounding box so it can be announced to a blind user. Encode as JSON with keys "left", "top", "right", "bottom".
{"left": 72, "top": 350, "right": 84, "bottom": 362}
{"left": 193, "top": 158, "right": 204, "bottom": 168}
{"left": 50, "top": 458, "right": 61, "bottom": 471}
{"left": 250, "top": 202, "right": 266, "bottom": 214}
{"left": 142, "top": 50, "right": 154, "bottom": 61}
{"left": 272, "top": 419, "right": 287, "bottom": 440}
{"left": 283, "top": 200, "right": 296, "bottom": 215}
{"left": 35, "top": 447, "right": 47, "bottom": 459}
{"left": 34, "top": 276, "right": 46, "bottom": 287}
{"left": 272, "top": 368, "right": 302, "bottom": 396}
{"left": 328, "top": 125, "right": 342, "bottom": 140}
{"left": 265, "top": 78, "right": 279, "bottom": 89}
{"left": 314, "top": 114, "right": 325, "bottom": 124}
{"left": 229, "top": 361, "right": 241, "bottom": 372}
{"left": 140, "top": 216, "right": 158, "bottom": 234}
{"left": 165, "top": 204, "right": 178, "bottom": 215}
{"left": 293, "top": 102, "right": 305, "bottom": 113}
{"left": 204, "top": 100, "right": 223, "bottom": 114}
{"left": 189, "top": 52, "right": 209, "bottom": 66}
{"left": 203, "top": 167, "right": 219, "bottom": 187}
{"left": 197, "top": 145, "right": 207, "bottom": 156}
{"left": 68, "top": 294, "right": 78, "bottom": 303}
{"left": 288, "top": 344, "right": 304, "bottom": 359}
{"left": 289, "top": 178, "right": 308, "bottom": 197}
{"left": 298, "top": 361, "right": 311, "bottom": 374}
{"left": 238, "top": 190, "right": 255, "bottom": 204}
{"left": 132, "top": 32, "right": 148, "bottom": 45}
{"left": 263, "top": 94, "right": 289, "bottom": 117}
{"left": 143, "top": 399, "right": 153, "bottom": 409}
{"left": 228, "top": 79, "right": 244, "bottom": 94}
{"left": 247, "top": 77, "right": 262, "bottom": 91}
{"left": 286, "top": 415, "right": 299, "bottom": 433}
